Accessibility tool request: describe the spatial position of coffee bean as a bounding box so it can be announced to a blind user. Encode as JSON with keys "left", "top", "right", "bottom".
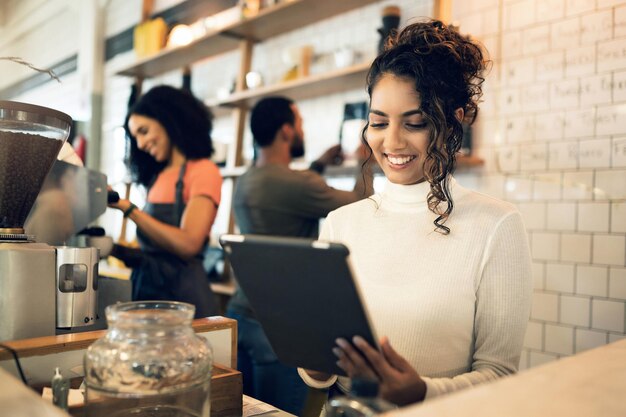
{"left": 0, "top": 131, "right": 63, "bottom": 229}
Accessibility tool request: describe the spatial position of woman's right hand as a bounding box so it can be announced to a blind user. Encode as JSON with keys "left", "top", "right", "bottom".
{"left": 107, "top": 186, "right": 130, "bottom": 211}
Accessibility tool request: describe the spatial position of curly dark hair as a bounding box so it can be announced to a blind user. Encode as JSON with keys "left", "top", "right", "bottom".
{"left": 124, "top": 85, "right": 214, "bottom": 187}
{"left": 363, "top": 19, "right": 487, "bottom": 234}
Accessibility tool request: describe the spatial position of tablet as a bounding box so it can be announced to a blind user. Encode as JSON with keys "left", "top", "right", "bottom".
{"left": 219, "top": 234, "right": 378, "bottom": 376}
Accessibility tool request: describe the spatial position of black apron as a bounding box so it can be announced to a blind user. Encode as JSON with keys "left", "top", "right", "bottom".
{"left": 131, "top": 163, "right": 218, "bottom": 318}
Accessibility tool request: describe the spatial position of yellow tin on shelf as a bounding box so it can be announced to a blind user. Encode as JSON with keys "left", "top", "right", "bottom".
{"left": 134, "top": 17, "right": 168, "bottom": 57}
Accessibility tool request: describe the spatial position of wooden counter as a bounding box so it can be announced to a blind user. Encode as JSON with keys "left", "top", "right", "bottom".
{"left": 0, "top": 316, "right": 237, "bottom": 383}
{"left": 0, "top": 366, "right": 296, "bottom": 417}
{"left": 384, "top": 339, "right": 626, "bottom": 417}
{"left": 0, "top": 316, "right": 242, "bottom": 416}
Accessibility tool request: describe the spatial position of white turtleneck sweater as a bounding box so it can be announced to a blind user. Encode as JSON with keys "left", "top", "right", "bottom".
{"left": 299, "top": 177, "right": 532, "bottom": 401}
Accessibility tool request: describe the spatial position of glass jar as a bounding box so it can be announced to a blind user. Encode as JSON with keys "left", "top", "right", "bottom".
{"left": 325, "top": 379, "right": 396, "bottom": 417}
{"left": 84, "top": 301, "right": 213, "bottom": 417}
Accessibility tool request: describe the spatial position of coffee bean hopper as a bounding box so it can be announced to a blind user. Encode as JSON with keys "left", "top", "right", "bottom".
{"left": 0, "top": 100, "right": 99, "bottom": 341}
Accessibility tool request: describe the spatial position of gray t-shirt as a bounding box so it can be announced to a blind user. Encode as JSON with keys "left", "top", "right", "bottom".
{"left": 227, "top": 164, "right": 365, "bottom": 316}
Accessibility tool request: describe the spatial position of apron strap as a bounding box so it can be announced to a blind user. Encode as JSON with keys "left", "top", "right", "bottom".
{"left": 174, "top": 162, "right": 187, "bottom": 225}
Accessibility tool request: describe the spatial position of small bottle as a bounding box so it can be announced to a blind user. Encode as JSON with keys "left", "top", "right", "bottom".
{"left": 377, "top": 6, "right": 401, "bottom": 54}
{"left": 51, "top": 367, "right": 69, "bottom": 411}
{"left": 326, "top": 378, "right": 397, "bottom": 417}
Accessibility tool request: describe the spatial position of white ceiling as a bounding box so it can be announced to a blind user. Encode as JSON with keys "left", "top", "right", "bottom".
{"left": 0, "top": 0, "right": 70, "bottom": 50}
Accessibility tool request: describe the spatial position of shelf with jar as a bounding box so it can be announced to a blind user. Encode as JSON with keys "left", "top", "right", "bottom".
{"left": 115, "top": 0, "right": 380, "bottom": 79}
{"left": 206, "top": 61, "right": 371, "bottom": 118}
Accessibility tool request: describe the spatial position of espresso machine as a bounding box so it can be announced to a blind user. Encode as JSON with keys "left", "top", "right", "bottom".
{"left": 0, "top": 100, "right": 104, "bottom": 342}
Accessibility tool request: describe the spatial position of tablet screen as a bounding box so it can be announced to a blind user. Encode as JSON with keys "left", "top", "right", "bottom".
{"left": 220, "top": 234, "right": 378, "bottom": 376}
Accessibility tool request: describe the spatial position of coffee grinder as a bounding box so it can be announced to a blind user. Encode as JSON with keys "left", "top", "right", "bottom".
{"left": 0, "top": 100, "right": 98, "bottom": 341}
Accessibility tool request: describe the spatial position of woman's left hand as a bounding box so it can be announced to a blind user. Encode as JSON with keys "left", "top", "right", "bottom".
{"left": 334, "top": 336, "right": 427, "bottom": 406}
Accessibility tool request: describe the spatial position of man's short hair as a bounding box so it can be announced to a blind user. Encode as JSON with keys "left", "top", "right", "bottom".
{"left": 250, "top": 96, "right": 295, "bottom": 147}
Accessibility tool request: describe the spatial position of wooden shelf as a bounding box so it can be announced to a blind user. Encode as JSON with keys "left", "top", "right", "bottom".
{"left": 207, "top": 61, "right": 370, "bottom": 111}
{"left": 457, "top": 155, "right": 485, "bottom": 167}
{"left": 0, "top": 317, "right": 236, "bottom": 361}
{"left": 115, "top": 0, "right": 379, "bottom": 78}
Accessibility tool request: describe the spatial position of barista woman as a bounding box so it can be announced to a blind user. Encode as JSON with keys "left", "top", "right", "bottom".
{"left": 300, "top": 20, "right": 532, "bottom": 405}
{"left": 109, "top": 85, "right": 221, "bottom": 318}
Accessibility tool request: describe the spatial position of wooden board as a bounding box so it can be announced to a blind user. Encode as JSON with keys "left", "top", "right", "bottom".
{"left": 211, "top": 363, "right": 243, "bottom": 417}
{"left": 57, "top": 364, "right": 242, "bottom": 417}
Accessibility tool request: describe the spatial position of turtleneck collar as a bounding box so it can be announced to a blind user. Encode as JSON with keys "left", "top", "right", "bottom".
{"left": 380, "top": 176, "right": 458, "bottom": 207}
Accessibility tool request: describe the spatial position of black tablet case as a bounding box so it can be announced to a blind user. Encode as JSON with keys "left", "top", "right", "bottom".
{"left": 220, "top": 234, "right": 378, "bottom": 376}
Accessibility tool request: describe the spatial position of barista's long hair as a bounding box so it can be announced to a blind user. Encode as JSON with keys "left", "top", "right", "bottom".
{"left": 363, "top": 20, "right": 487, "bottom": 234}
{"left": 124, "top": 85, "right": 214, "bottom": 187}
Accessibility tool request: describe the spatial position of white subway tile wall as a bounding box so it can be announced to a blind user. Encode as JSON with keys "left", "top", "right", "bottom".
{"left": 580, "top": 74, "right": 612, "bottom": 106}
{"left": 613, "top": 137, "right": 626, "bottom": 167}
{"left": 616, "top": 5, "right": 626, "bottom": 38}
{"left": 544, "top": 324, "right": 574, "bottom": 354}
{"left": 608, "top": 333, "right": 626, "bottom": 343}
{"left": 614, "top": 70, "right": 626, "bottom": 102}
{"left": 609, "top": 267, "right": 626, "bottom": 298}
{"left": 575, "top": 328, "right": 608, "bottom": 353}
{"left": 576, "top": 265, "right": 609, "bottom": 297}
{"left": 560, "top": 295, "right": 591, "bottom": 326}
{"left": 577, "top": 202, "right": 610, "bottom": 232}
{"left": 532, "top": 232, "right": 561, "bottom": 260}
{"left": 546, "top": 202, "right": 576, "bottom": 231}
{"left": 549, "top": 141, "right": 579, "bottom": 170}
{"left": 593, "top": 234, "right": 626, "bottom": 265}
{"left": 612, "top": 202, "right": 626, "bottom": 232}
{"left": 524, "top": 321, "right": 544, "bottom": 350}
{"left": 546, "top": 263, "right": 575, "bottom": 292}
{"left": 532, "top": 262, "right": 546, "bottom": 289}
{"left": 531, "top": 292, "right": 560, "bottom": 321}
{"left": 454, "top": 0, "right": 626, "bottom": 368}
{"left": 579, "top": 138, "right": 612, "bottom": 169}
{"left": 529, "top": 350, "right": 559, "bottom": 367}
{"left": 595, "top": 169, "right": 626, "bottom": 199}
{"left": 560, "top": 233, "right": 592, "bottom": 262}
{"left": 562, "top": 170, "right": 594, "bottom": 199}
{"left": 566, "top": 0, "right": 596, "bottom": 16}
{"left": 519, "top": 202, "right": 547, "bottom": 230}
{"left": 592, "top": 299, "right": 626, "bottom": 331}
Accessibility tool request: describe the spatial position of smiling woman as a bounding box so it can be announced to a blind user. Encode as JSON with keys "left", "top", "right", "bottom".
{"left": 108, "top": 86, "right": 222, "bottom": 318}
{"left": 299, "top": 19, "right": 532, "bottom": 408}
{"left": 127, "top": 114, "right": 173, "bottom": 162}
{"left": 366, "top": 75, "right": 430, "bottom": 186}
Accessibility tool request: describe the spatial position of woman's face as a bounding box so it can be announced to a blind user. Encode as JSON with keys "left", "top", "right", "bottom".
{"left": 128, "top": 114, "right": 172, "bottom": 163}
{"left": 367, "top": 74, "right": 430, "bottom": 185}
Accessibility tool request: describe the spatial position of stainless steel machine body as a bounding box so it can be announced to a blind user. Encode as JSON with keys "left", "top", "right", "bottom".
{"left": 55, "top": 246, "right": 99, "bottom": 329}
{"left": 0, "top": 242, "right": 56, "bottom": 341}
